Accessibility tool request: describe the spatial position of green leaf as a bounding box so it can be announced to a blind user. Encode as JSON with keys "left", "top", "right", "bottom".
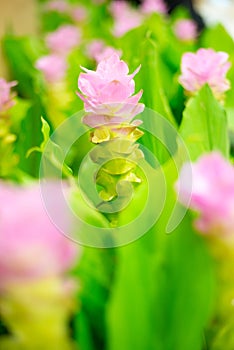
{"left": 69, "top": 186, "right": 110, "bottom": 229}
{"left": 73, "top": 311, "right": 94, "bottom": 350}
{"left": 134, "top": 36, "right": 177, "bottom": 165}
{"left": 3, "top": 35, "right": 47, "bottom": 177}
{"left": 9, "top": 98, "right": 31, "bottom": 129}
{"left": 180, "top": 85, "right": 229, "bottom": 160}
{"left": 200, "top": 24, "right": 234, "bottom": 54}
{"left": 26, "top": 117, "right": 50, "bottom": 157}
{"left": 138, "top": 36, "right": 176, "bottom": 126}
{"left": 2, "top": 35, "right": 45, "bottom": 99}
{"left": 72, "top": 246, "right": 115, "bottom": 350}
{"left": 27, "top": 117, "right": 72, "bottom": 177}
{"left": 107, "top": 160, "right": 215, "bottom": 350}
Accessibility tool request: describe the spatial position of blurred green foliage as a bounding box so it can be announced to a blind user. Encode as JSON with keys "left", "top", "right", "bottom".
{"left": 1, "top": 1, "right": 234, "bottom": 350}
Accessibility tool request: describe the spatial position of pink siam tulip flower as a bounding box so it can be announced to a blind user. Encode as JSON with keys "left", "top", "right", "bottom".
{"left": 77, "top": 53, "right": 144, "bottom": 127}
{"left": 175, "top": 152, "right": 234, "bottom": 239}
{"left": 35, "top": 54, "right": 67, "bottom": 83}
{"left": 110, "top": 1, "right": 143, "bottom": 37}
{"left": 70, "top": 5, "right": 87, "bottom": 22}
{"left": 0, "top": 78, "right": 17, "bottom": 113}
{"left": 0, "top": 182, "right": 78, "bottom": 291}
{"left": 44, "top": 0, "right": 69, "bottom": 13}
{"left": 141, "top": 0, "right": 167, "bottom": 14}
{"left": 174, "top": 19, "right": 197, "bottom": 41}
{"left": 86, "top": 40, "right": 122, "bottom": 63}
{"left": 179, "top": 48, "right": 231, "bottom": 99}
{"left": 45, "top": 25, "right": 81, "bottom": 55}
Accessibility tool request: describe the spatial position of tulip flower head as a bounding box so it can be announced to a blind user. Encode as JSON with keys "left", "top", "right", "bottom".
{"left": 179, "top": 48, "right": 231, "bottom": 100}
{"left": 175, "top": 152, "right": 234, "bottom": 240}
{"left": 174, "top": 19, "right": 197, "bottom": 41}
{"left": 77, "top": 53, "right": 144, "bottom": 127}
{"left": 0, "top": 78, "right": 17, "bottom": 113}
{"left": 35, "top": 54, "right": 67, "bottom": 83}
{"left": 45, "top": 25, "right": 81, "bottom": 55}
{"left": 77, "top": 53, "right": 145, "bottom": 202}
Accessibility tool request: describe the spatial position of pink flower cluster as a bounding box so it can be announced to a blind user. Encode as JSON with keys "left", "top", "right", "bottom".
{"left": 176, "top": 152, "right": 234, "bottom": 239}
{"left": 110, "top": 0, "right": 167, "bottom": 37}
{"left": 174, "top": 19, "right": 197, "bottom": 41}
{"left": 71, "top": 5, "right": 87, "bottom": 22}
{"left": 0, "top": 78, "right": 17, "bottom": 113}
{"left": 44, "top": 1, "right": 88, "bottom": 22}
{"left": 141, "top": 0, "right": 167, "bottom": 15}
{"left": 77, "top": 53, "right": 144, "bottom": 127}
{"left": 35, "top": 54, "right": 67, "bottom": 83}
{"left": 109, "top": 1, "right": 143, "bottom": 37}
{"left": 86, "top": 39, "right": 122, "bottom": 63}
{"left": 36, "top": 25, "right": 80, "bottom": 83}
{"left": 0, "top": 182, "right": 78, "bottom": 291}
{"left": 45, "top": 25, "right": 81, "bottom": 55}
{"left": 179, "top": 48, "right": 231, "bottom": 99}
{"left": 44, "top": 0, "right": 69, "bottom": 13}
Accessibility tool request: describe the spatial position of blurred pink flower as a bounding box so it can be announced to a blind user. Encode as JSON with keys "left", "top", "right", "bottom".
{"left": 110, "top": 1, "right": 143, "bottom": 37}
{"left": 35, "top": 54, "right": 67, "bottom": 83}
{"left": 0, "top": 182, "right": 78, "bottom": 290}
{"left": 141, "top": 0, "right": 167, "bottom": 14}
{"left": 175, "top": 152, "right": 234, "bottom": 239}
{"left": 96, "top": 46, "right": 122, "bottom": 63}
{"left": 77, "top": 53, "right": 144, "bottom": 127}
{"left": 179, "top": 48, "right": 231, "bottom": 99}
{"left": 44, "top": 0, "right": 69, "bottom": 13}
{"left": 70, "top": 5, "right": 87, "bottom": 22}
{"left": 86, "top": 39, "right": 105, "bottom": 59}
{"left": 174, "top": 19, "right": 197, "bottom": 41}
{"left": 0, "top": 78, "right": 17, "bottom": 113}
{"left": 45, "top": 25, "right": 81, "bottom": 55}
{"left": 86, "top": 40, "right": 122, "bottom": 63}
